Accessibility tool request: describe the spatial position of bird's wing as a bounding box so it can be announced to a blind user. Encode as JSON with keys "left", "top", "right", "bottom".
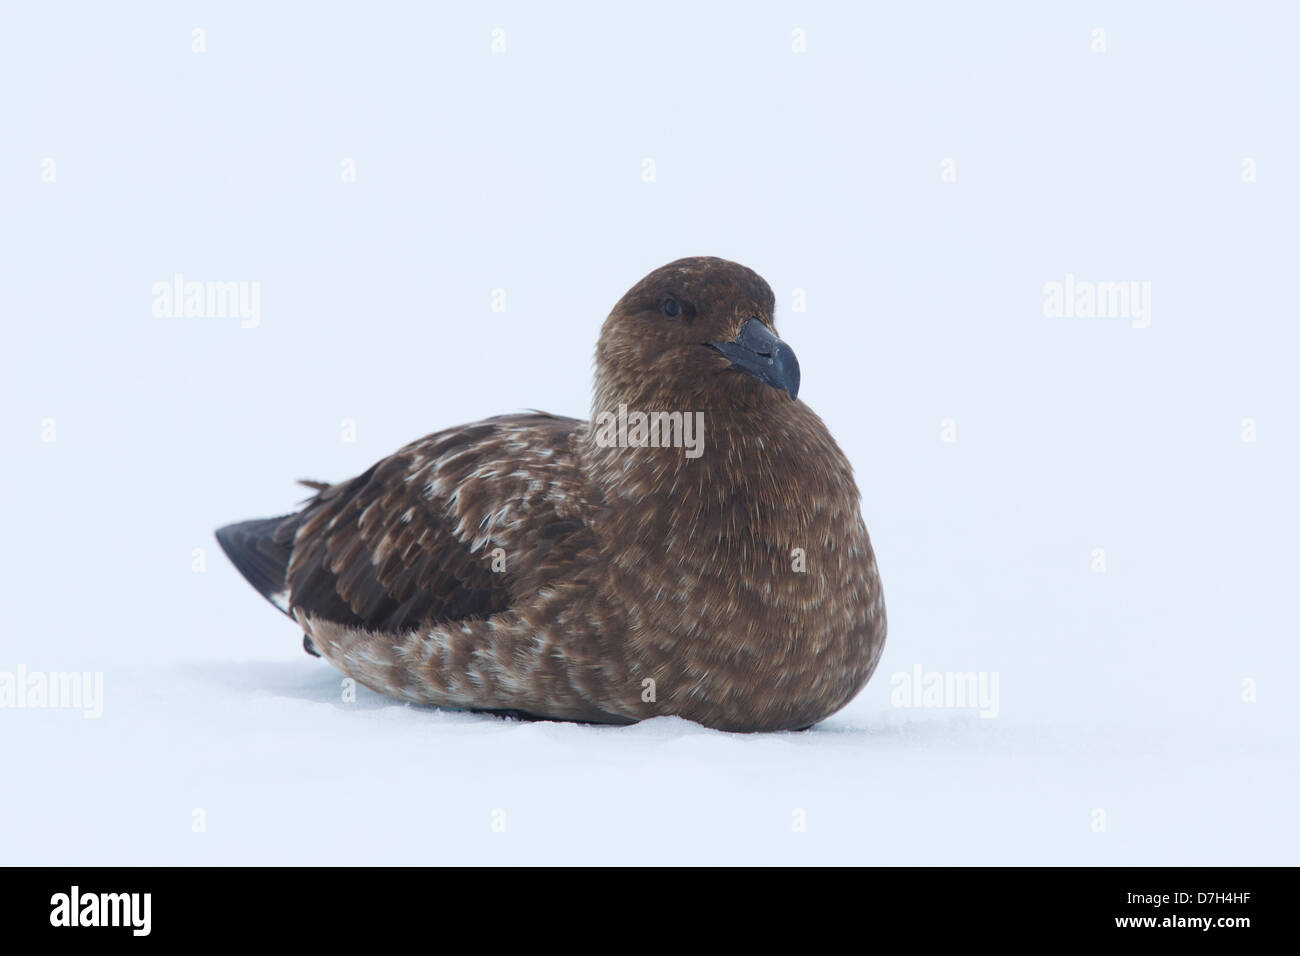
{"left": 218, "top": 412, "right": 591, "bottom": 633}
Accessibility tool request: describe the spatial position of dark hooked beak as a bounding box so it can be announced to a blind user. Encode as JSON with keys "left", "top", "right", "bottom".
{"left": 706, "top": 318, "right": 800, "bottom": 400}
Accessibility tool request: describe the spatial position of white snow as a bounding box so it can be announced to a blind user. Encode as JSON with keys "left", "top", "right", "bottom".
{"left": 3, "top": 655, "right": 1295, "bottom": 864}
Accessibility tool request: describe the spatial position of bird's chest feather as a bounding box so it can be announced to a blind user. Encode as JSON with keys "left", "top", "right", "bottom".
{"left": 598, "top": 456, "right": 862, "bottom": 644}
{"left": 581, "top": 414, "right": 882, "bottom": 727}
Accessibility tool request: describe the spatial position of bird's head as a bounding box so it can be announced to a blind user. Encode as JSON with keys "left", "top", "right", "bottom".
{"left": 593, "top": 257, "right": 800, "bottom": 414}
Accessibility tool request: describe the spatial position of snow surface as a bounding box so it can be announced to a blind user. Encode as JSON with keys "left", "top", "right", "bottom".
{"left": 2, "top": 2, "right": 1298, "bottom": 864}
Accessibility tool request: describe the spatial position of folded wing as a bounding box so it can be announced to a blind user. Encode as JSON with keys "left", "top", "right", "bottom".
{"left": 216, "top": 413, "right": 590, "bottom": 634}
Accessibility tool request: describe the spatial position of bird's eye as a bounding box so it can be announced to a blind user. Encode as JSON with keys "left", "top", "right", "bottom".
{"left": 663, "top": 298, "right": 682, "bottom": 318}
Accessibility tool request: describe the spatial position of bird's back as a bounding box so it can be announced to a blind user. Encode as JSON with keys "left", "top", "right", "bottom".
{"left": 216, "top": 412, "right": 594, "bottom": 636}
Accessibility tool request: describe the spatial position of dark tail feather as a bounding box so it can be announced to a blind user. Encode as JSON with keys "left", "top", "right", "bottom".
{"left": 214, "top": 516, "right": 295, "bottom": 617}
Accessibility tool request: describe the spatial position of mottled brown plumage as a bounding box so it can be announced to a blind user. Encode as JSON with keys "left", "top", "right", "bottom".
{"left": 216, "top": 257, "right": 886, "bottom": 731}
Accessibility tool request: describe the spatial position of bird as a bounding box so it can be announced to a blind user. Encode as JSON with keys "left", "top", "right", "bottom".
{"left": 215, "top": 256, "right": 886, "bottom": 732}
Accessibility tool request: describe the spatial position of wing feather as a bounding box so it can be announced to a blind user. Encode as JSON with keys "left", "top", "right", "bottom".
{"left": 231, "top": 413, "right": 592, "bottom": 633}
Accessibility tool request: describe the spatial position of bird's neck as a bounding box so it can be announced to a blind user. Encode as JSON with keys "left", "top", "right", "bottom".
{"left": 581, "top": 393, "right": 828, "bottom": 548}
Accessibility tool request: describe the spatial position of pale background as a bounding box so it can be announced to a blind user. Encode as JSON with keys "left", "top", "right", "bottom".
{"left": 2, "top": 1, "right": 1296, "bottom": 864}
